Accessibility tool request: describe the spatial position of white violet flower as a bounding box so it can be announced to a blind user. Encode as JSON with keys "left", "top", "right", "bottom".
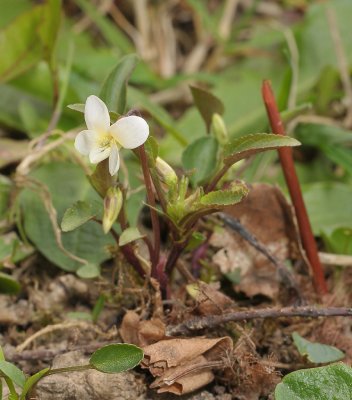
{"left": 74, "top": 95, "right": 149, "bottom": 175}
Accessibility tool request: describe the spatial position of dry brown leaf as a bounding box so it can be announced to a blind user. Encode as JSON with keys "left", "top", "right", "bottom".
{"left": 188, "top": 281, "right": 235, "bottom": 315}
{"left": 211, "top": 183, "right": 303, "bottom": 299}
{"left": 119, "top": 311, "right": 165, "bottom": 346}
{"left": 142, "top": 336, "right": 233, "bottom": 395}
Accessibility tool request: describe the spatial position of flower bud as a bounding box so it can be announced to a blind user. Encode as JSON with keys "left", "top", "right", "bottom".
{"left": 103, "top": 187, "right": 123, "bottom": 234}
{"left": 211, "top": 113, "right": 228, "bottom": 145}
{"left": 155, "top": 157, "right": 178, "bottom": 186}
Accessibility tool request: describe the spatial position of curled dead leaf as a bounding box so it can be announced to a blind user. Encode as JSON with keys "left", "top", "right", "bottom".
{"left": 142, "top": 336, "right": 233, "bottom": 395}
{"left": 119, "top": 311, "right": 165, "bottom": 346}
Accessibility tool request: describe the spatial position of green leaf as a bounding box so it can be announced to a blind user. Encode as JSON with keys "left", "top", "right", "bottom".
{"left": 0, "top": 0, "right": 61, "bottom": 82}
{"left": 274, "top": 363, "right": 352, "bottom": 400}
{"left": 19, "top": 162, "right": 114, "bottom": 272}
{"left": 100, "top": 54, "right": 138, "bottom": 115}
{"left": 0, "top": 361, "right": 25, "bottom": 388}
{"left": 323, "top": 228, "right": 352, "bottom": 255}
{"left": 223, "top": 133, "right": 300, "bottom": 165}
{"left": 89, "top": 344, "right": 143, "bottom": 374}
{"left": 119, "top": 227, "right": 145, "bottom": 247}
{"left": 0, "top": 175, "right": 12, "bottom": 220}
{"left": 0, "top": 273, "right": 21, "bottom": 296}
{"left": 182, "top": 137, "right": 219, "bottom": 186}
{"left": 0, "top": 345, "right": 4, "bottom": 361}
{"left": 61, "top": 201, "right": 101, "bottom": 232}
{"left": 92, "top": 294, "right": 106, "bottom": 323}
{"left": 200, "top": 184, "right": 249, "bottom": 207}
{"left": 76, "top": 264, "right": 100, "bottom": 279}
{"left": 190, "top": 86, "right": 224, "bottom": 132}
{"left": 19, "top": 368, "right": 50, "bottom": 400}
{"left": 292, "top": 332, "right": 345, "bottom": 363}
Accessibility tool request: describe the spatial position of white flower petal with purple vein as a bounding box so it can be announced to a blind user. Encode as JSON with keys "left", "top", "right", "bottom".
{"left": 109, "top": 144, "right": 120, "bottom": 176}
{"left": 89, "top": 146, "right": 111, "bottom": 164}
{"left": 84, "top": 95, "right": 110, "bottom": 131}
{"left": 74, "top": 130, "right": 98, "bottom": 155}
{"left": 109, "top": 116, "right": 149, "bottom": 149}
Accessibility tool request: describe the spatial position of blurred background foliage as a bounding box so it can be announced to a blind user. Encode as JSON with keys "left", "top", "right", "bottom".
{"left": 1, "top": 0, "right": 352, "bottom": 282}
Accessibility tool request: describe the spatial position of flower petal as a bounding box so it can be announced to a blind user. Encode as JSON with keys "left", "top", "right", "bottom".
{"left": 109, "top": 144, "right": 120, "bottom": 176}
{"left": 74, "top": 130, "right": 98, "bottom": 155}
{"left": 109, "top": 116, "right": 149, "bottom": 149}
{"left": 89, "top": 146, "right": 111, "bottom": 164}
{"left": 84, "top": 95, "right": 110, "bottom": 131}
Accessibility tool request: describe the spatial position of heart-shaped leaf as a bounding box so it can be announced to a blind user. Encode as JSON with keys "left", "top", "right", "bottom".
{"left": 275, "top": 363, "right": 352, "bottom": 400}
{"left": 223, "top": 133, "right": 300, "bottom": 165}
{"left": 119, "top": 227, "right": 145, "bottom": 247}
{"left": 292, "top": 332, "right": 345, "bottom": 363}
{"left": 89, "top": 344, "right": 143, "bottom": 373}
{"left": 61, "top": 200, "right": 101, "bottom": 232}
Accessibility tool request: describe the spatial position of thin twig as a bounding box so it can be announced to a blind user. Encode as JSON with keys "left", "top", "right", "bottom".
{"left": 166, "top": 306, "right": 352, "bottom": 336}
{"left": 262, "top": 80, "right": 328, "bottom": 295}
{"left": 319, "top": 252, "right": 352, "bottom": 267}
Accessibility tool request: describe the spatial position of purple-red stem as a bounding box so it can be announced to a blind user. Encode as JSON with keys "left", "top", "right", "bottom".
{"left": 138, "top": 145, "right": 161, "bottom": 276}
{"left": 261, "top": 80, "right": 328, "bottom": 295}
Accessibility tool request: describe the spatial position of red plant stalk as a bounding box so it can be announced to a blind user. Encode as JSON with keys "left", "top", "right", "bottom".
{"left": 262, "top": 80, "right": 328, "bottom": 295}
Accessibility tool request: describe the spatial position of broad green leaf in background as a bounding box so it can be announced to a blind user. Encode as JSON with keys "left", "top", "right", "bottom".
{"left": 61, "top": 200, "right": 101, "bottom": 232}
{"left": 323, "top": 228, "right": 352, "bottom": 256}
{"left": 0, "top": 0, "right": 61, "bottom": 82}
{"left": 223, "top": 133, "right": 300, "bottom": 166}
{"left": 0, "top": 361, "right": 25, "bottom": 388}
{"left": 100, "top": 54, "right": 138, "bottom": 115}
{"left": 294, "top": 123, "right": 352, "bottom": 176}
{"left": 0, "top": 175, "right": 12, "bottom": 220}
{"left": 190, "top": 86, "right": 224, "bottom": 132}
{"left": 119, "top": 227, "right": 144, "bottom": 247}
{"left": 182, "top": 137, "right": 219, "bottom": 187}
{"left": 19, "top": 368, "right": 50, "bottom": 400}
{"left": 89, "top": 344, "right": 143, "bottom": 373}
{"left": 19, "top": 162, "right": 114, "bottom": 272}
{"left": 302, "top": 183, "right": 352, "bottom": 235}
{"left": 274, "top": 363, "right": 352, "bottom": 400}
{"left": 292, "top": 332, "right": 345, "bottom": 363}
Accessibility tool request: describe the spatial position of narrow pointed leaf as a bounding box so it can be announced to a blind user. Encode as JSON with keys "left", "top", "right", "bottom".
{"left": 100, "top": 54, "right": 138, "bottom": 114}
{"left": 223, "top": 133, "right": 300, "bottom": 165}
{"left": 0, "top": 273, "right": 21, "bottom": 295}
{"left": 0, "top": 361, "right": 25, "bottom": 388}
{"left": 190, "top": 86, "right": 224, "bottom": 132}
{"left": 275, "top": 363, "right": 352, "bottom": 400}
{"left": 200, "top": 184, "right": 249, "bottom": 207}
{"left": 20, "top": 368, "right": 50, "bottom": 400}
{"left": 292, "top": 332, "right": 345, "bottom": 363}
{"left": 89, "top": 344, "right": 143, "bottom": 373}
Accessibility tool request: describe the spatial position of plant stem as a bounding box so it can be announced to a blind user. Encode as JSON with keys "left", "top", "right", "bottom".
{"left": 261, "top": 80, "right": 328, "bottom": 295}
{"left": 167, "top": 306, "right": 352, "bottom": 335}
{"left": 205, "top": 164, "right": 229, "bottom": 193}
{"left": 47, "top": 364, "right": 93, "bottom": 376}
{"left": 138, "top": 145, "right": 161, "bottom": 275}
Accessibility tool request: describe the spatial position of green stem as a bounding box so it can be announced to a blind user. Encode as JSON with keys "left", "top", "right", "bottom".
{"left": 205, "top": 163, "right": 229, "bottom": 193}
{"left": 4, "top": 377, "right": 18, "bottom": 399}
{"left": 46, "top": 364, "right": 93, "bottom": 376}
